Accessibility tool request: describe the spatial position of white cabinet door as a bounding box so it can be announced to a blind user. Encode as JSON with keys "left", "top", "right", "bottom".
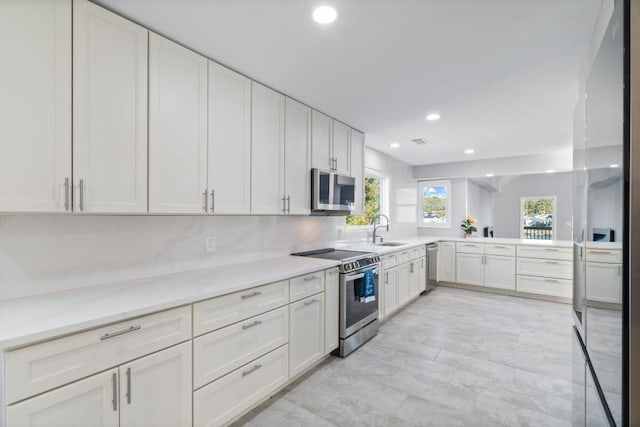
{"left": 350, "top": 129, "right": 365, "bottom": 214}
{"left": 397, "top": 263, "right": 411, "bottom": 307}
{"left": 417, "top": 256, "right": 427, "bottom": 293}
{"left": 311, "top": 110, "right": 332, "bottom": 171}
{"left": 119, "top": 342, "right": 192, "bottom": 427}
{"left": 0, "top": 0, "right": 71, "bottom": 212}
{"left": 324, "top": 268, "right": 339, "bottom": 354}
{"left": 586, "top": 262, "right": 621, "bottom": 303}
{"left": 284, "top": 97, "right": 311, "bottom": 215}
{"left": 332, "top": 120, "right": 350, "bottom": 175}
{"left": 251, "top": 82, "right": 285, "bottom": 214}
{"left": 289, "top": 294, "right": 324, "bottom": 377}
{"left": 437, "top": 242, "right": 456, "bottom": 282}
{"left": 73, "top": 0, "right": 148, "bottom": 213}
{"left": 456, "top": 253, "right": 484, "bottom": 286}
{"left": 149, "top": 33, "right": 208, "bottom": 213}
{"left": 383, "top": 267, "right": 399, "bottom": 317}
{"left": 7, "top": 368, "right": 119, "bottom": 427}
{"left": 208, "top": 61, "right": 251, "bottom": 214}
{"left": 484, "top": 255, "right": 516, "bottom": 290}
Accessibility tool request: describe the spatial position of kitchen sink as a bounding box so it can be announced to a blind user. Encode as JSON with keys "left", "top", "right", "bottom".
{"left": 375, "top": 242, "right": 407, "bottom": 247}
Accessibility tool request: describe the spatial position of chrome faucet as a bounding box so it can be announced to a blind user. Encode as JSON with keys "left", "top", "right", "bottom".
{"left": 371, "top": 214, "right": 390, "bottom": 243}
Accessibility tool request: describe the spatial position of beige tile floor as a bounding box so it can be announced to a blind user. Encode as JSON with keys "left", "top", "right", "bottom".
{"left": 235, "top": 286, "right": 575, "bottom": 427}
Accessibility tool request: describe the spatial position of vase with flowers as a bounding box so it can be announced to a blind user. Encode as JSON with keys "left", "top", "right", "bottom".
{"left": 460, "top": 215, "right": 478, "bottom": 238}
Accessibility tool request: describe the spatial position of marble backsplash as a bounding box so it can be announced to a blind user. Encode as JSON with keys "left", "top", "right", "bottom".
{"left": 0, "top": 214, "right": 349, "bottom": 300}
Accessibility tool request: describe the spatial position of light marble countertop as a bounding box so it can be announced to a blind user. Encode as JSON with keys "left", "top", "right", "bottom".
{"left": 0, "top": 256, "right": 339, "bottom": 350}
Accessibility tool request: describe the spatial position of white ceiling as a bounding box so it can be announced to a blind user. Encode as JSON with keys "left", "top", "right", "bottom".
{"left": 97, "top": 0, "right": 601, "bottom": 166}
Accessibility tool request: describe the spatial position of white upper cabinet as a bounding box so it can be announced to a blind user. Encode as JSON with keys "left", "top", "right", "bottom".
{"left": 350, "top": 129, "right": 365, "bottom": 214}
{"left": 332, "top": 121, "right": 351, "bottom": 175}
{"left": 149, "top": 34, "right": 208, "bottom": 214}
{"left": 284, "top": 98, "right": 311, "bottom": 215}
{"left": 311, "top": 110, "right": 332, "bottom": 171}
{"left": 73, "top": 0, "right": 148, "bottom": 213}
{"left": 251, "top": 82, "right": 285, "bottom": 214}
{"left": 0, "top": 0, "right": 71, "bottom": 212}
{"left": 208, "top": 61, "right": 252, "bottom": 214}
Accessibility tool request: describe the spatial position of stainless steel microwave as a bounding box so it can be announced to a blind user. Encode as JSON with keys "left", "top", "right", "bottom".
{"left": 311, "top": 169, "right": 355, "bottom": 214}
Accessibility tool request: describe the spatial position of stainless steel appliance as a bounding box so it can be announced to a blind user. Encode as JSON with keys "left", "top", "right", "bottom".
{"left": 292, "top": 248, "right": 380, "bottom": 356}
{"left": 425, "top": 243, "right": 438, "bottom": 292}
{"left": 311, "top": 169, "right": 355, "bottom": 214}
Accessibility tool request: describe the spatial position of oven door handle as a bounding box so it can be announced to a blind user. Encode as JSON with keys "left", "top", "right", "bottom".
{"left": 344, "top": 268, "right": 378, "bottom": 282}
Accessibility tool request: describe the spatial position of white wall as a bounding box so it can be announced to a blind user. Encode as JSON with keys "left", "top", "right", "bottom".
{"left": 417, "top": 177, "right": 468, "bottom": 238}
{"left": 466, "top": 180, "right": 494, "bottom": 236}
{"left": 490, "top": 172, "right": 573, "bottom": 240}
{"left": 0, "top": 215, "right": 344, "bottom": 301}
{"left": 413, "top": 151, "right": 573, "bottom": 180}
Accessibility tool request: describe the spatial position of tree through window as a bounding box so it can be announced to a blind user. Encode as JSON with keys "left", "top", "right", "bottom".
{"left": 346, "top": 176, "right": 382, "bottom": 225}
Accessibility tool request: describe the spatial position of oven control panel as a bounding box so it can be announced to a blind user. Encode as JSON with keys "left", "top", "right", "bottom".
{"left": 341, "top": 256, "right": 380, "bottom": 273}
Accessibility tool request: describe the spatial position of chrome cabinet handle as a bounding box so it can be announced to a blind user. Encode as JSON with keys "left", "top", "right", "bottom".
{"left": 64, "top": 177, "right": 70, "bottom": 211}
{"left": 100, "top": 325, "right": 141, "bottom": 341}
{"left": 304, "top": 275, "right": 318, "bottom": 281}
{"left": 210, "top": 190, "right": 215, "bottom": 213}
{"left": 111, "top": 373, "right": 117, "bottom": 411}
{"left": 618, "top": 265, "right": 621, "bottom": 277}
{"left": 493, "top": 245, "right": 507, "bottom": 249}
{"left": 286, "top": 196, "right": 291, "bottom": 213}
{"left": 242, "top": 320, "right": 263, "bottom": 330}
{"left": 282, "top": 196, "right": 287, "bottom": 213}
{"left": 589, "top": 250, "right": 611, "bottom": 254}
{"left": 385, "top": 271, "right": 389, "bottom": 283}
{"left": 242, "top": 364, "right": 262, "bottom": 377}
{"left": 241, "top": 291, "right": 262, "bottom": 300}
{"left": 304, "top": 298, "right": 319, "bottom": 306}
{"left": 544, "top": 248, "right": 559, "bottom": 251}
{"left": 79, "top": 178, "right": 84, "bottom": 211}
{"left": 545, "top": 279, "right": 559, "bottom": 283}
{"left": 545, "top": 261, "right": 559, "bottom": 265}
{"left": 410, "top": 263, "right": 414, "bottom": 273}
{"left": 203, "top": 189, "right": 208, "bottom": 212}
{"left": 126, "top": 367, "right": 131, "bottom": 404}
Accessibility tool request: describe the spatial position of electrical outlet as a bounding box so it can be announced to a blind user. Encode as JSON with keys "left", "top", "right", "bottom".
{"left": 205, "top": 236, "right": 216, "bottom": 253}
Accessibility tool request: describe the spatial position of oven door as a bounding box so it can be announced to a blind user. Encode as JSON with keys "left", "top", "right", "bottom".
{"left": 340, "top": 265, "right": 379, "bottom": 338}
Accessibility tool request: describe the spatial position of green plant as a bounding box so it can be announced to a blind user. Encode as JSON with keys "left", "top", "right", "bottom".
{"left": 460, "top": 215, "right": 478, "bottom": 234}
{"left": 346, "top": 177, "right": 380, "bottom": 225}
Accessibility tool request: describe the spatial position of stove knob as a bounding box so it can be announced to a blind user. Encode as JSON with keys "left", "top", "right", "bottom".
{"left": 347, "top": 262, "right": 353, "bottom": 271}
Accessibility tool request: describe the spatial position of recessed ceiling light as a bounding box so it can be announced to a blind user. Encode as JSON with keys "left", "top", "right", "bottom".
{"left": 464, "top": 149, "right": 475, "bottom": 154}
{"left": 485, "top": 173, "right": 495, "bottom": 177}
{"left": 313, "top": 6, "right": 337, "bottom": 24}
{"left": 426, "top": 113, "right": 441, "bottom": 121}
{"left": 610, "top": 164, "right": 620, "bottom": 168}
{"left": 389, "top": 142, "right": 400, "bottom": 148}
{"left": 546, "top": 169, "right": 556, "bottom": 173}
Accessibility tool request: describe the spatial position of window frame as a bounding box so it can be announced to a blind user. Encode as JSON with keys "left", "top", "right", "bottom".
{"left": 345, "top": 168, "right": 389, "bottom": 228}
{"left": 520, "top": 195, "right": 557, "bottom": 240}
{"left": 418, "top": 179, "right": 452, "bottom": 228}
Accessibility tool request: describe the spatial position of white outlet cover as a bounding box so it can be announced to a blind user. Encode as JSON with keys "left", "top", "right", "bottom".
{"left": 205, "top": 236, "right": 216, "bottom": 253}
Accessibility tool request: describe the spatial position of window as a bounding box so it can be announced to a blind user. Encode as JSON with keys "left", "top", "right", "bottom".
{"left": 521, "top": 196, "right": 556, "bottom": 240}
{"left": 346, "top": 172, "right": 387, "bottom": 226}
{"left": 419, "top": 180, "right": 451, "bottom": 228}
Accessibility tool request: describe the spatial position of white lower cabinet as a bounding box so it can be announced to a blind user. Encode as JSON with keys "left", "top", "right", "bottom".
{"left": 119, "top": 342, "right": 192, "bottom": 427}
{"left": 456, "top": 253, "right": 484, "bottom": 286}
{"left": 437, "top": 242, "right": 456, "bottom": 282}
{"left": 383, "top": 267, "right": 399, "bottom": 318}
{"left": 7, "top": 368, "right": 119, "bottom": 427}
{"left": 193, "top": 307, "right": 289, "bottom": 389}
{"left": 289, "top": 294, "right": 325, "bottom": 378}
{"left": 397, "top": 263, "right": 411, "bottom": 306}
{"left": 8, "top": 342, "right": 192, "bottom": 427}
{"left": 193, "top": 345, "right": 289, "bottom": 427}
{"left": 586, "top": 262, "right": 622, "bottom": 303}
{"left": 483, "top": 255, "right": 516, "bottom": 290}
{"left": 516, "top": 275, "right": 572, "bottom": 298}
{"left": 324, "top": 268, "right": 339, "bottom": 354}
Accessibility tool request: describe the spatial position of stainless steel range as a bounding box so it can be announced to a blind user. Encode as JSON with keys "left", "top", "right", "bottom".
{"left": 292, "top": 248, "right": 380, "bottom": 356}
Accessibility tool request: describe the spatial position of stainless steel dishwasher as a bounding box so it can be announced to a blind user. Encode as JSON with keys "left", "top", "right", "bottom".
{"left": 425, "top": 243, "right": 438, "bottom": 292}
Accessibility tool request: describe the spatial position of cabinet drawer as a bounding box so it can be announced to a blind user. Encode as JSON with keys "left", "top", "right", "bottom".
{"left": 193, "top": 306, "right": 288, "bottom": 389}
{"left": 517, "top": 275, "right": 572, "bottom": 298}
{"left": 517, "top": 258, "right": 573, "bottom": 279}
{"left": 516, "top": 245, "right": 572, "bottom": 260}
{"left": 485, "top": 244, "right": 516, "bottom": 257}
{"left": 193, "top": 280, "right": 288, "bottom": 336}
{"left": 290, "top": 271, "right": 324, "bottom": 302}
{"left": 410, "top": 246, "right": 425, "bottom": 260}
{"left": 456, "top": 242, "right": 484, "bottom": 254}
{"left": 6, "top": 306, "right": 191, "bottom": 404}
{"left": 397, "top": 250, "right": 412, "bottom": 264}
{"left": 193, "top": 345, "right": 289, "bottom": 427}
{"left": 585, "top": 248, "right": 622, "bottom": 263}
{"left": 381, "top": 254, "right": 398, "bottom": 270}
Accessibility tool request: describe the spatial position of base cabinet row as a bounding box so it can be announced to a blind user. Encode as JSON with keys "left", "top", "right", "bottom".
{"left": 380, "top": 248, "right": 426, "bottom": 320}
